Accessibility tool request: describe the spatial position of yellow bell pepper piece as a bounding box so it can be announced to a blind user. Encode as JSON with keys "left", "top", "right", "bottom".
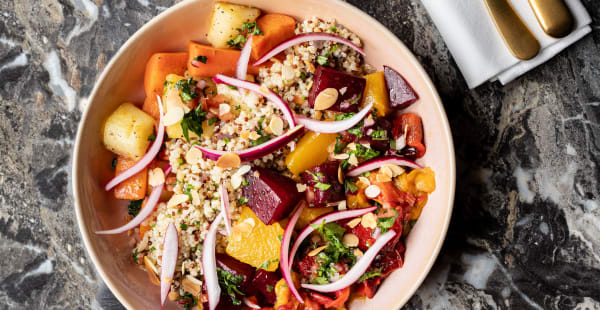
{"left": 285, "top": 131, "right": 337, "bottom": 175}
{"left": 362, "top": 72, "right": 391, "bottom": 117}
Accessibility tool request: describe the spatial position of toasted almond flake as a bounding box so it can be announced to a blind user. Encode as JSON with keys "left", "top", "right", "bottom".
{"left": 240, "top": 130, "right": 250, "bottom": 140}
{"left": 237, "top": 165, "right": 251, "bottom": 176}
{"left": 181, "top": 261, "right": 186, "bottom": 275}
{"left": 269, "top": 116, "right": 284, "bottom": 136}
{"left": 296, "top": 183, "right": 307, "bottom": 192}
{"left": 380, "top": 165, "right": 394, "bottom": 178}
{"left": 339, "top": 86, "right": 348, "bottom": 95}
{"left": 332, "top": 153, "right": 349, "bottom": 160}
{"left": 347, "top": 143, "right": 357, "bottom": 151}
{"left": 185, "top": 147, "right": 203, "bottom": 165}
{"left": 386, "top": 164, "right": 405, "bottom": 177}
{"left": 338, "top": 165, "right": 344, "bottom": 184}
{"left": 282, "top": 65, "right": 295, "bottom": 80}
{"left": 168, "top": 291, "right": 179, "bottom": 301}
{"left": 216, "top": 152, "right": 241, "bottom": 169}
{"left": 338, "top": 200, "right": 347, "bottom": 210}
{"left": 231, "top": 174, "right": 243, "bottom": 189}
{"left": 314, "top": 110, "right": 322, "bottom": 119}
{"left": 357, "top": 176, "right": 370, "bottom": 188}
{"left": 347, "top": 217, "right": 361, "bottom": 228}
{"left": 308, "top": 244, "right": 329, "bottom": 257}
{"left": 348, "top": 154, "right": 359, "bottom": 166}
{"left": 144, "top": 257, "right": 160, "bottom": 286}
{"left": 306, "top": 61, "right": 316, "bottom": 73}
{"left": 163, "top": 106, "right": 184, "bottom": 126}
{"left": 148, "top": 168, "right": 165, "bottom": 187}
{"left": 361, "top": 212, "right": 377, "bottom": 229}
{"left": 342, "top": 233, "right": 359, "bottom": 247}
{"left": 365, "top": 185, "right": 381, "bottom": 198}
{"left": 219, "top": 103, "right": 231, "bottom": 116}
{"left": 314, "top": 88, "right": 339, "bottom": 110}
{"left": 359, "top": 142, "right": 371, "bottom": 149}
{"left": 167, "top": 194, "right": 189, "bottom": 208}
{"left": 249, "top": 131, "right": 261, "bottom": 140}
{"left": 191, "top": 190, "right": 201, "bottom": 205}
{"left": 182, "top": 275, "right": 203, "bottom": 295}
{"left": 354, "top": 248, "right": 364, "bottom": 258}
{"left": 375, "top": 172, "right": 392, "bottom": 183}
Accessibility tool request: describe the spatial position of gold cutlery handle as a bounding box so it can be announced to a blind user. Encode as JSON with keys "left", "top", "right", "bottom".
{"left": 529, "top": 0, "right": 574, "bottom": 38}
{"left": 483, "top": 0, "right": 540, "bottom": 60}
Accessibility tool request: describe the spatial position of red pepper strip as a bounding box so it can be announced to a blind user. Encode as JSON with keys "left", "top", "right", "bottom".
{"left": 393, "top": 113, "right": 426, "bottom": 158}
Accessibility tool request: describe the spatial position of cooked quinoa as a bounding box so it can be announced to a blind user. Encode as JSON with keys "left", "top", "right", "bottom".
{"left": 133, "top": 17, "right": 367, "bottom": 297}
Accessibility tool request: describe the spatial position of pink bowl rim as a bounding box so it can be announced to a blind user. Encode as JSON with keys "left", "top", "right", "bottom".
{"left": 72, "top": 1, "right": 456, "bottom": 309}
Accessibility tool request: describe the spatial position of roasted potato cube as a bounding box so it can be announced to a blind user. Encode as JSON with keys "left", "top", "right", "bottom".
{"left": 103, "top": 102, "right": 155, "bottom": 159}
{"left": 207, "top": 2, "right": 261, "bottom": 48}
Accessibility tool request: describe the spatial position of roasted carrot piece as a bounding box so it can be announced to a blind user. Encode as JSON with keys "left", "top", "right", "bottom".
{"left": 113, "top": 156, "right": 148, "bottom": 200}
{"left": 393, "top": 113, "right": 426, "bottom": 158}
{"left": 138, "top": 198, "right": 151, "bottom": 238}
{"left": 142, "top": 52, "right": 188, "bottom": 119}
{"left": 187, "top": 41, "right": 270, "bottom": 77}
{"left": 251, "top": 13, "right": 297, "bottom": 61}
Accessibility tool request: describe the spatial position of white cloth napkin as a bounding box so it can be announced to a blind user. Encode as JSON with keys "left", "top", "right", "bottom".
{"left": 420, "top": 0, "right": 592, "bottom": 89}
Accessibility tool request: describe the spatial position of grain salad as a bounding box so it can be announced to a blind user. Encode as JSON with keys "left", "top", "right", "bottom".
{"left": 98, "top": 2, "right": 436, "bottom": 309}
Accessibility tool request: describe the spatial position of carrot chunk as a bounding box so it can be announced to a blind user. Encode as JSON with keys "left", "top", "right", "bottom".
{"left": 142, "top": 52, "right": 188, "bottom": 119}
{"left": 251, "top": 13, "right": 297, "bottom": 61}
{"left": 113, "top": 156, "right": 148, "bottom": 200}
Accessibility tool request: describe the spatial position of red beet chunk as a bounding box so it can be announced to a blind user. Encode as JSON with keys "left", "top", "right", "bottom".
{"left": 216, "top": 253, "right": 254, "bottom": 291}
{"left": 384, "top": 66, "right": 418, "bottom": 109}
{"left": 308, "top": 66, "right": 366, "bottom": 113}
{"left": 243, "top": 167, "right": 303, "bottom": 225}
{"left": 300, "top": 162, "right": 345, "bottom": 207}
{"left": 248, "top": 269, "right": 280, "bottom": 305}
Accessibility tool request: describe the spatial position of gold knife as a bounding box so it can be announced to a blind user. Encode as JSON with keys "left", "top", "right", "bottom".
{"left": 529, "top": 0, "right": 574, "bottom": 38}
{"left": 483, "top": 0, "right": 540, "bottom": 60}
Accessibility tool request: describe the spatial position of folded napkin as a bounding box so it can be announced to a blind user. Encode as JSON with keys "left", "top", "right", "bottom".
{"left": 420, "top": 0, "right": 592, "bottom": 89}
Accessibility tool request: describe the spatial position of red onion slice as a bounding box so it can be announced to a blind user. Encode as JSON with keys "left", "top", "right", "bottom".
{"left": 195, "top": 124, "right": 304, "bottom": 162}
{"left": 236, "top": 35, "right": 253, "bottom": 80}
{"left": 280, "top": 201, "right": 307, "bottom": 303}
{"left": 96, "top": 165, "right": 172, "bottom": 235}
{"left": 295, "top": 102, "right": 373, "bottom": 134}
{"left": 288, "top": 206, "right": 377, "bottom": 264}
{"left": 203, "top": 212, "right": 223, "bottom": 310}
{"left": 213, "top": 74, "right": 295, "bottom": 128}
{"left": 345, "top": 156, "right": 422, "bottom": 177}
{"left": 220, "top": 183, "right": 232, "bottom": 235}
{"left": 160, "top": 222, "right": 179, "bottom": 307}
{"left": 105, "top": 95, "right": 166, "bottom": 191}
{"left": 301, "top": 230, "right": 396, "bottom": 293}
{"left": 253, "top": 33, "right": 366, "bottom": 66}
{"left": 243, "top": 297, "right": 261, "bottom": 309}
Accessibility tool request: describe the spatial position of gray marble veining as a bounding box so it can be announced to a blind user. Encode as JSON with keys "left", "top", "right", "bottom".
{"left": 0, "top": 0, "right": 598, "bottom": 309}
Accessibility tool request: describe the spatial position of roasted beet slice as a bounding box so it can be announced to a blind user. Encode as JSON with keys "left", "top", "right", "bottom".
{"left": 308, "top": 66, "right": 366, "bottom": 113}
{"left": 216, "top": 253, "right": 254, "bottom": 291}
{"left": 300, "top": 162, "right": 345, "bottom": 207}
{"left": 248, "top": 269, "right": 280, "bottom": 305}
{"left": 242, "top": 167, "right": 303, "bottom": 225}
{"left": 384, "top": 66, "right": 418, "bottom": 109}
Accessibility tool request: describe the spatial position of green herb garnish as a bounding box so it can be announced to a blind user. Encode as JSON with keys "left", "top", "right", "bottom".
{"left": 180, "top": 223, "right": 188, "bottom": 230}
{"left": 314, "top": 182, "right": 331, "bottom": 191}
{"left": 181, "top": 104, "right": 208, "bottom": 142}
{"left": 217, "top": 268, "right": 245, "bottom": 305}
{"left": 358, "top": 269, "right": 382, "bottom": 282}
{"left": 237, "top": 196, "right": 248, "bottom": 205}
{"left": 194, "top": 55, "right": 207, "bottom": 64}
{"left": 132, "top": 249, "right": 139, "bottom": 264}
{"left": 147, "top": 134, "right": 156, "bottom": 141}
{"left": 344, "top": 180, "right": 359, "bottom": 194}
{"left": 111, "top": 157, "right": 117, "bottom": 170}
{"left": 317, "top": 55, "right": 329, "bottom": 66}
{"left": 377, "top": 209, "right": 399, "bottom": 233}
{"left": 127, "top": 199, "right": 143, "bottom": 217}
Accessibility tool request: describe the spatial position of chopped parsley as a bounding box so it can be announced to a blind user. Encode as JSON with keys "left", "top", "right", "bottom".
{"left": 149, "top": 246, "right": 156, "bottom": 252}
{"left": 177, "top": 158, "right": 184, "bottom": 165}
{"left": 147, "top": 134, "right": 156, "bottom": 141}
{"left": 377, "top": 209, "right": 399, "bottom": 233}
{"left": 330, "top": 26, "right": 338, "bottom": 32}
{"left": 227, "top": 22, "right": 263, "bottom": 49}
{"left": 132, "top": 249, "right": 139, "bottom": 264}
{"left": 370, "top": 129, "right": 387, "bottom": 140}
{"left": 305, "top": 171, "right": 331, "bottom": 191}
{"left": 180, "top": 223, "right": 188, "bottom": 230}
{"left": 341, "top": 144, "right": 380, "bottom": 170}
{"left": 358, "top": 269, "right": 382, "bottom": 282}
{"left": 175, "top": 78, "right": 199, "bottom": 102}
{"left": 314, "top": 182, "right": 331, "bottom": 191}
{"left": 333, "top": 135, "right": 347, "bottom": 154}
{"left": 127, "top": 199, "right": 143, "bottom": 217}
{"left": 257, "top": 258, "right": 279, "bottom": 270}
{"left": 344, "top": 93, "right": 362, "bottom": 105}
{"left": 237, "top": 196, "right": 248, "bottom": 205}
{"left": 194, "top": 55, "right": 207, "bottom": 64}
{"left": 308, "top": 221, "right": 356, "bottom": 284}
{"left": 344, "top": 180, "right": 359, "bottom": 194}
{"left": 111, "top": 157, "right": 117, "bottom": 170}
{"left": 183, "top": 183, "right": 194, "bottom": 200}
{"left": 266, "top": 285, "right": 274, "bottom": 292}
{"left": 317, "top": 55, "right": 329, "bottom": 66}
{"left": 335, "top": 113, "right": 355, "bottom": 121}
{"left": 181, "top": 292, "right": 197, "bottom": 310}
{"left": 181, "top": 104, "right": 207, "bottom": 142}
{"left": 217, "top": 268, "right": 245, "bottom": 305}
{"left": 242, "top": 179, "right": 249, "bottom": 186}
{"left": 208, "top": 117, "right": 218, "bottom": 126}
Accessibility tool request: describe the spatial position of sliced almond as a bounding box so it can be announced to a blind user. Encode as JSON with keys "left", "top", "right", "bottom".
{"left": 332, "top": 153, "right": 349, "bottom": 160}
{"left": 339, "top": 86, "right": 348, "bottom": 95}
{"left": 259, "top": 84, "right": 271, "bottom": 96}
{"left": 219, "top": 103, "right": 231, "bottom": 116}
{"left": 269, "top": 116, "right": 284, "bottom": 136}
{"left": 167, "top": 194, "right": 189, "bottom": 208}
{"left": 216, "top": 152, "right": 241, "bottom": 169}
{"left": 386, "top": 164, "right": 405, "bottom": 177}
{"left": 296, "top": 183, "right": 307, "bottom": 192}
{"left": 347, "top": 217, "right": 361, "bottom": 229}
{"left": 237, "top": 165, "right": 251, "bottom": 176}
{"left": 347, "top": 143, "right": 357, "bottom": 151}
{"left": 240, "top": 130, "right": 250, "bottom": 140}
{"left": 185, "top": 147, "right": 203, "bottom": 165}
{"left": 163, "top": 106, "right": 184, "bottom": 126}
{"left": 380, "top": 165, "right": 394, "bottom": 179}
{"left": 282, "top": 65, "right": 295, "bottom": 80}
{"left": 337, "top": 200, "right": 347, "bottom": 210}
{"left": 342, "top": 233, "right": 359, "bottom": 247}
{"left": 182, "top": 275, "right": 203, "bottom": 295}
{"left": 168, "top": 291, "right": 179, "bottom": 301}
{"left": 375, "top": 172, "right": 392, "bottom": 183}
{"left": 231, "top": 174, "right": 243, "bottom": 189}
{"left": 191, "top": 190, "right": 201, "bottom": 206}
{"left": 357, "top": 176, "right": 370, "bottom": 188}
{"left": 148, "top": 168, "right": 165, "bottom": 187}
{"left": 314, "top": 88, "right": 339, "bottom": 111}
{"left": 354, "top": 248, "right": 364, "bottom": 258}
{"left": 361, "top": 212, "right": 377, "bottom": 229}
{"left": 308, "top": 244, "right": 329, "bottom": 257}
{"left": 348, "top": 154, "right": 359, "bottom": 166}
{"left": 365, "top": 185, "right": 381, "bottom": 198}
{"left": 249, "top": 131, "right": 261, "bottom": 140}
{"left": 144, "top": 257, "right": 160, "bottom": 286}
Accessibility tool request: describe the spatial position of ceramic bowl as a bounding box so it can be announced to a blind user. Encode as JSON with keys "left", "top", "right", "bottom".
{"left": 72, "top": 0, "right": 456, "bottom": 308}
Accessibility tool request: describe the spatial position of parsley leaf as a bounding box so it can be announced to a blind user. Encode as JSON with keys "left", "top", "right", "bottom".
{"left": 147, "top": 134, "right": 156, "bottom": 141}
{"left": 335, "top": 113, "right": 355, "bottom": 121}
{"left": 314, "top": 182, "right": 331, "bottom": 191}
{"left": 217, "top": 268, "right": 245, "bottom": 305}
{"left": 344, "top": 180, "right": 358, "bottom": 194}
{"left": 377, "top": 209, "right": 399, "bottom": 233}
{"left": 111, "top": 157, "right": 117, "bottom": 170}
{"left": 180, "top": 223, "right": 188, "bottom": 230}
{"left": 132, "top": 249, "right": 139, "bottom": 264}
{"left": 317, "top": 55, "right": 329, "bottom": 66}
{"left": 194, "top": 55, "right": 207, "bottom": 64}
{"left": 237, "top": 196, "right": 248, "bottom": 205}
{"left": 175, "top": 78, "right": 199, "bottom": 102}
{"left": 256, "top": 258, "right": 279, "bottom": 270}
{"left": 358, "top": 269, "right": 382, "bottom": 282}
{"left": 127, "top": 199, "right": 143, "bottom": 217}
{"left": 181, "top": 105, "right": 207, "bottom": 142}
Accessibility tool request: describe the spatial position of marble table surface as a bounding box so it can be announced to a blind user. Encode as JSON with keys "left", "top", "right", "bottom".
{"left": 1, "top": 0, "right": 599, "bottom": 309}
